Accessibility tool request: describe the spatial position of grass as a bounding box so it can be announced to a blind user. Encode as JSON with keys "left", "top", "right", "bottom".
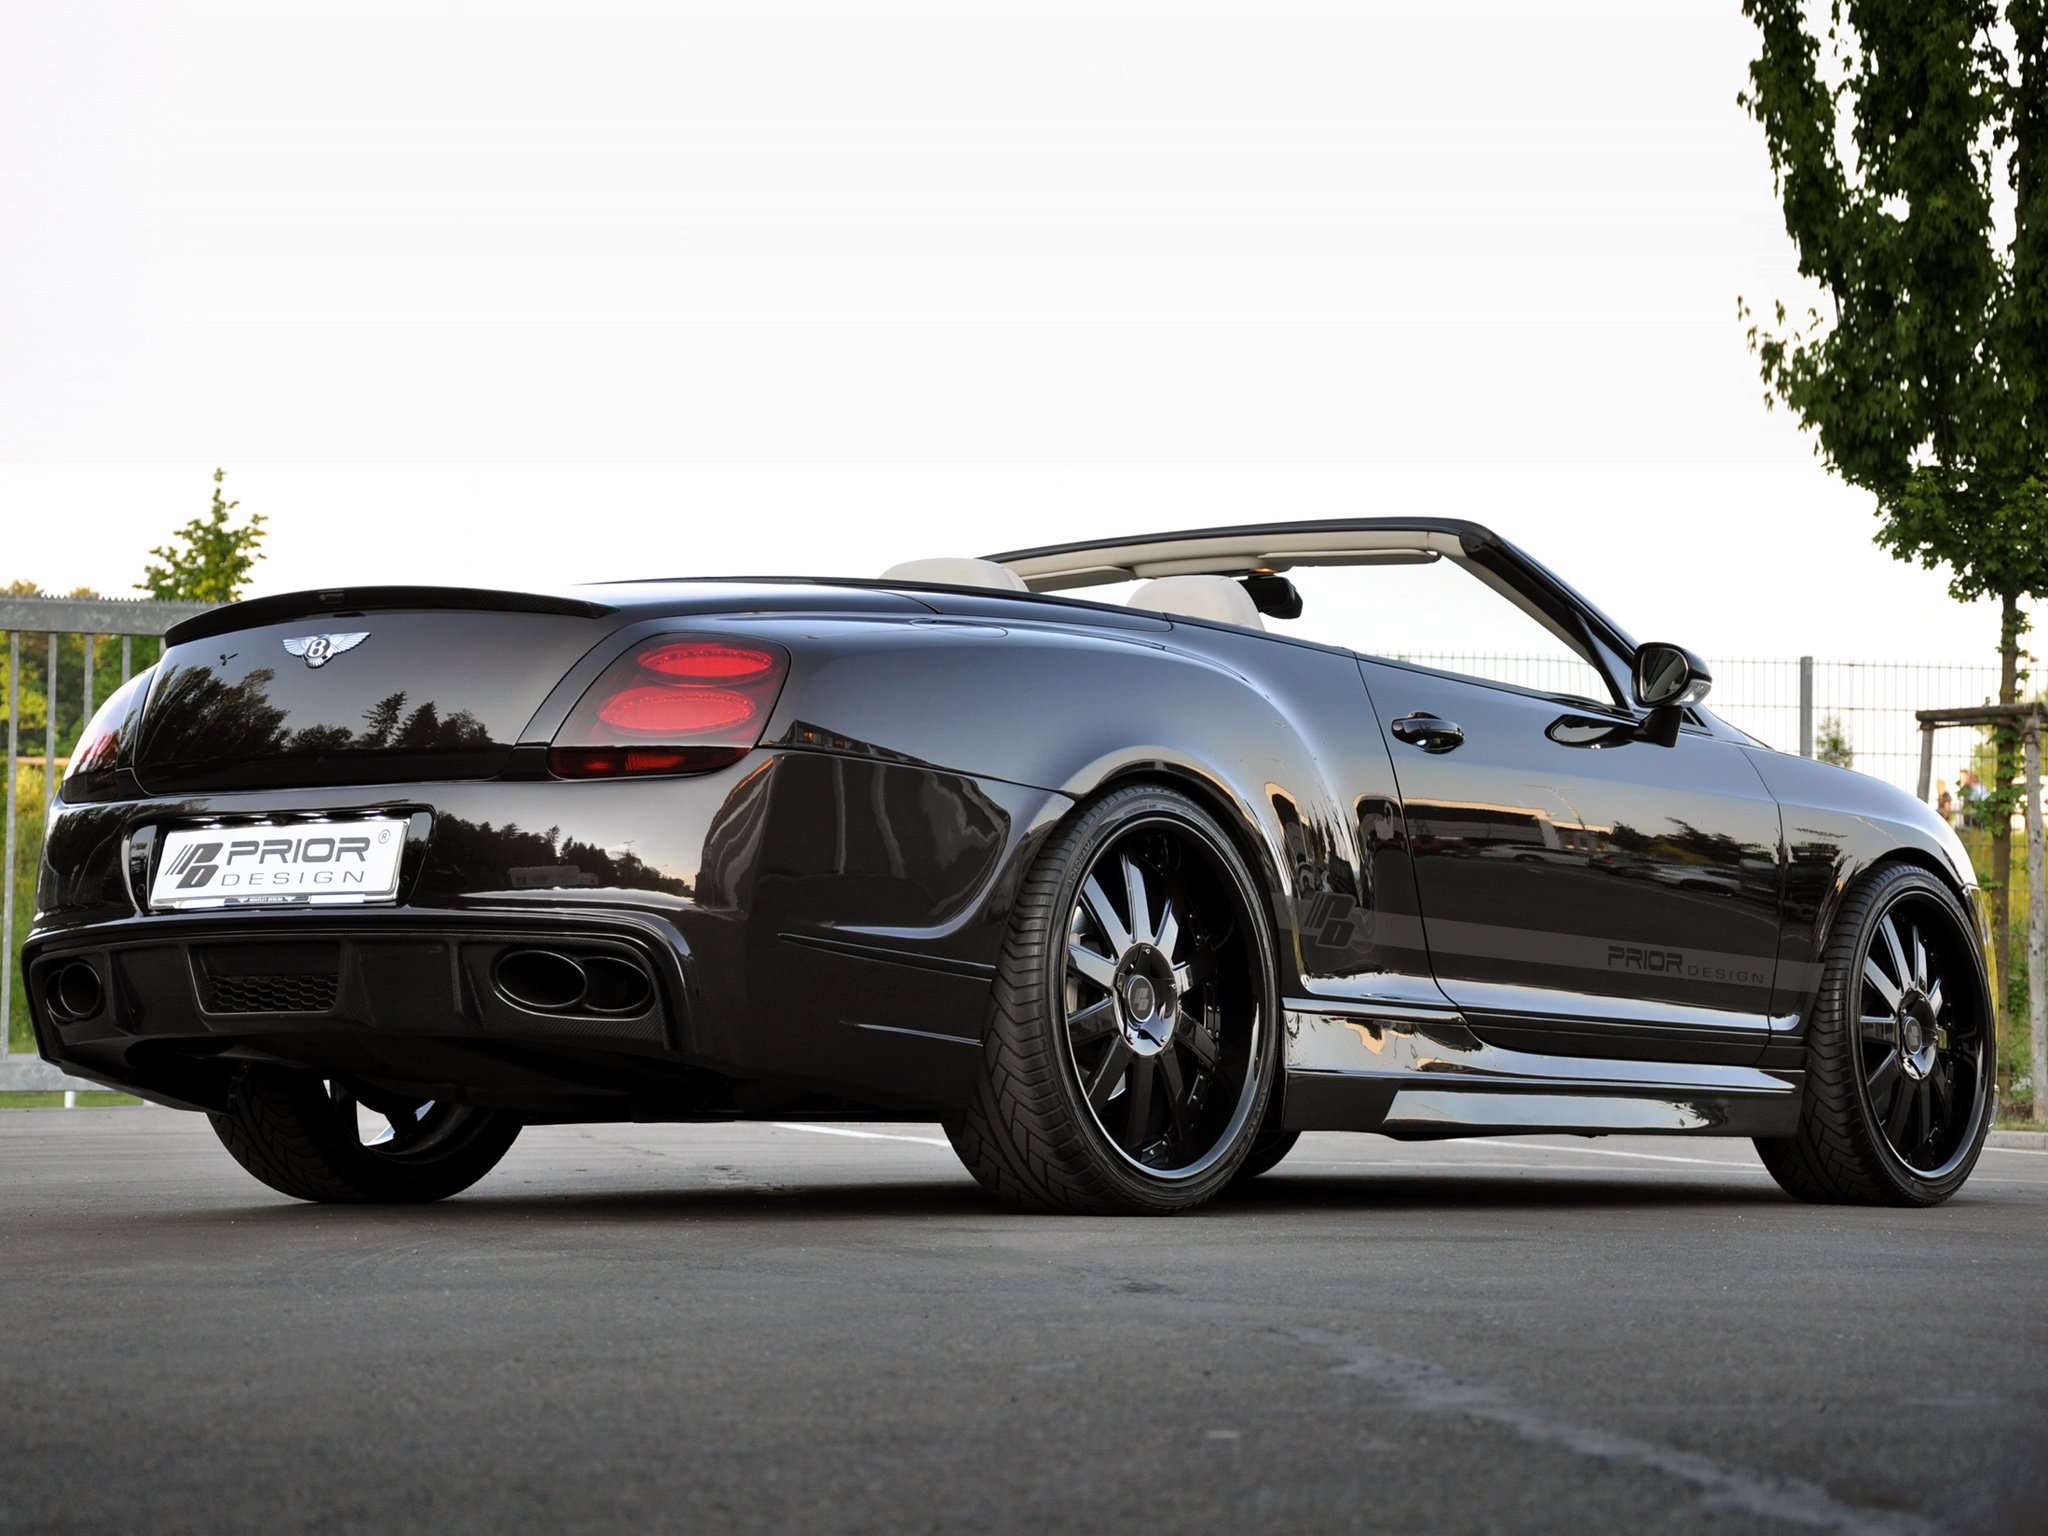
{"left": 0, "top": 1091, "right": 140, "bottom": 1109}
{"left": 6, "top": 762, "right": 48, "bottom": 1056}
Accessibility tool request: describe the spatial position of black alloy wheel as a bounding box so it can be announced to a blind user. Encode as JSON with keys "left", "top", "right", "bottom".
{"left": 1757, "top": 863, "right": 1994, "bottom": 1206}
{"left": 948, "top": 784, "right": 1279, "bottom": 1214}
{"left": 209, "top": 1068, "right": 523, "bottom": 1203}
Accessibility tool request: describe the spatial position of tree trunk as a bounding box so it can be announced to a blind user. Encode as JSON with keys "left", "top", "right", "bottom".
{"left": 1995, "top": 593, "right": 2024, "bottom": 1008}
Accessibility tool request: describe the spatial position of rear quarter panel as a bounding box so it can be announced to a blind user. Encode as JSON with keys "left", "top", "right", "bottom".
{"left": 733, "top": 610, "right": 1419, "bottom": 1003}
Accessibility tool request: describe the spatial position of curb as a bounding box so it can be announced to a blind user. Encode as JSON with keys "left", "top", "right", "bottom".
{"left": 1987, "top": 1128, "right": 2048, "bottom": 1149}
{"left": 0, "top": 1059, "right": 105, "bottom": 1094}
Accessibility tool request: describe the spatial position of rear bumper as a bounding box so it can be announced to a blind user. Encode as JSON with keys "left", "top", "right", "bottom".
{"left": 25, "top": 912, "right": 689, "bottom": 1114}
{"left": 25, "top": 750, "right": 1071, "bottom": 1117}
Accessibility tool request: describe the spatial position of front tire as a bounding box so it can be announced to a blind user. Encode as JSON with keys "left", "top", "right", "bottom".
{"left": 950, "top": 785, "right": 1281, "bottom": 1215}
{"left": 1755, "top": 864, "right": 1994, "bottom": 1207}
{"left": 210, "top": 1069, "right": 523, "bottom": 1204}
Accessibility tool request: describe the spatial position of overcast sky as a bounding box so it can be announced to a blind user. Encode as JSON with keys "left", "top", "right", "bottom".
{"left": 0, "top": 1, "right": 2016, "bottom": 676}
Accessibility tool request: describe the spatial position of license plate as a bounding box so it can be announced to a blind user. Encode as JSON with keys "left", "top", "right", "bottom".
{"left": 150, "top": 819, "right": 409, "bottom": 910}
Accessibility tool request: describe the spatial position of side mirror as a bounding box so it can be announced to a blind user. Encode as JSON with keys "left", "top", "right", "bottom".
{"left": 1632, "top": 643, "right": 1712, "bottom": 710}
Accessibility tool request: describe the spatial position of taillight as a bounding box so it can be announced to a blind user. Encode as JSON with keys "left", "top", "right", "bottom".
{"left": 598, "top": 685, "right": 756, "bottom": 736}
{"left": 636, "top": 641, "right": 778, "bottom": 683}
{"left": 61, "top": 669, "right": 154, "bottom": 802}
{"left": 549, "top": 636, "right": 788, "bottom": 778}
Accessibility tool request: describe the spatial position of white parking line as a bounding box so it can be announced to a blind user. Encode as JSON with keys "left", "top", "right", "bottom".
{"left": 767, "top": 1123, "right": 2045, "bottom": 1177}
{"left": 1292, "top": 1158, "right": 1708, "bottom": 1174}
{"left": 1458, "top": 1138, "right": 1748, "bottom": 1167}
{"left": 773, "top": 1121, "right": 950, "bottom": 1148}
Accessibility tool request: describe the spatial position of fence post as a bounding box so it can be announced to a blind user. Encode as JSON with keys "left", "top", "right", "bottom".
{"left": 1799, "top": 656, "right": 1815, "bottom": 759}
{"left": 0, "top": 597, "right": 211, "bottom": 1090}
{"left": 44, "top": 632, "right": 56, "bottom": 813}
{"left": 1917, "top": 720, "right": 1936, "bottom": 801}
{"left": 2, "top": 631, "right": 16, "bottom": 1062}
{"left": 2030, "top": 712, "right": 2047, "bottom": 1126}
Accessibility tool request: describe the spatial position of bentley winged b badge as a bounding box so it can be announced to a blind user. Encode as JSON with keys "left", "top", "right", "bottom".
{"left": 282, "top": 632, "right": 369, "bottom": 669}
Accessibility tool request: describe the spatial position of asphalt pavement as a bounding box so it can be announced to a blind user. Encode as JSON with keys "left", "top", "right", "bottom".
{"left": 2, "top": 1111, "right": 2045, "bottom": 1536}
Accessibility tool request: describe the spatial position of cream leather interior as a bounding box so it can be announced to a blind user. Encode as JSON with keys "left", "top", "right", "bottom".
{"left": 879, "top": 557, "right": 1030, "bottom": 592}
{"left": 1126, "top": 576, "right": 1265, "bottom": 630}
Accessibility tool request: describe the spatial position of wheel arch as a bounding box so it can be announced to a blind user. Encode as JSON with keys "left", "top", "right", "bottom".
{"left": 1867, "top": 846, "right": 1974, "bottom": 904}
{"left": 1814, "top": 850, "right": 1985, "bottom": 976}
{"left": 1793, "top": 848, "right": 1998, "bottom": 1064}
{"left": 1853, "top": 850, "right": 1996, "bottom": 1003}
{"left": 1078, "top": 759, "right": 1301, "bottom": 986}
{"left": 1742, "top": 746, "right": 1988, "bottom": 1028}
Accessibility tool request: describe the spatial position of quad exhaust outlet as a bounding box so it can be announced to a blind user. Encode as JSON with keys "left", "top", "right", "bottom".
{"left": 492, "top": 948, "right": 654, "bottom": 1017}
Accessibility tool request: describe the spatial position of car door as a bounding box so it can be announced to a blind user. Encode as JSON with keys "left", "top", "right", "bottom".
{"left": 1358, "top": 656, "right": 1784, "bottom": 1064}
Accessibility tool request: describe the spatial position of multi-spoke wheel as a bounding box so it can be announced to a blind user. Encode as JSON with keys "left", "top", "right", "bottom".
{"left": 209, "top": 1068, "right": 522, "bottom": 1203}
{"left": 1756, "top": 863, "right": 1993, "bottom": 1206}
{"left": 947, "top": 784, "right": 1278, "bottom": 1214}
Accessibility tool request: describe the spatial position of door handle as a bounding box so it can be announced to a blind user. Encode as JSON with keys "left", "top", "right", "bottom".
{"left": 1390, "top": 713, "right": 1465, "bottom": 753}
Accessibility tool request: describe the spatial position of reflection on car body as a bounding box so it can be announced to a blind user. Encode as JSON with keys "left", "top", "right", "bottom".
{"left": 26, "top": 519, "right": 1996, "bottom": 1214}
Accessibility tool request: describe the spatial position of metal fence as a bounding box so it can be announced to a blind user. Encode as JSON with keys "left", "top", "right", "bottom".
{"left": 0, "top": 613, "right": 2016, "bottom": 1091}
{"left": 3, "top": 596, "right": 208, "bottom": 1089}
{"left": 1402, "top": 653, "right": 2005, "bottom": 798}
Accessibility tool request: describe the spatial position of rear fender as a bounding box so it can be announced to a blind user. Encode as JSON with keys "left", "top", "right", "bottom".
{"left": 722, "top": 615, "right": 1399, "bottom": 997}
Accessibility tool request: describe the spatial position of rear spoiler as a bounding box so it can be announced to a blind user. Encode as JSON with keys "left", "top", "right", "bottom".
{"left": 164, "top": 586, "right": 618, "bottom": 646}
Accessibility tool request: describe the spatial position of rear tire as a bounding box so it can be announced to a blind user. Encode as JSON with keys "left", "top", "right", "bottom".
{"left": 950, "top": 784, "right": 1281, "bottom": 1215}
{"left": 209, "top": 1069, "right": 522, "bottom": 1204}
{"left": 1754, "top": 863, "right": 1994, "bottom": 1207}
{"left": 1231, "top": 1125, "right": 1301, "bottom": 1183}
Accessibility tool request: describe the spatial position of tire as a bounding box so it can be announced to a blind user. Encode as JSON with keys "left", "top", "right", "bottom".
{"left": 1231, "top": 1125, "right": 1301, "bottom": 1183}
{"left": 209, "top": 1069, "right": 523, "bottom": 1204}
{"left": 949, "top": 784, "right": 1281, "bottom": 1215}
{"left": 1755, "top": 863, "right": 1995, "bottom": 1207}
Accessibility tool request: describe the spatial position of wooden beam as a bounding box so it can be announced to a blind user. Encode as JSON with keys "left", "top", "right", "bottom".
{"left": 1915, "top": 704, "right": 2048, "bottom": 728}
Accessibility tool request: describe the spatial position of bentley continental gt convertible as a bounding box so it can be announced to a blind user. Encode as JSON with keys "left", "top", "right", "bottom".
{"left": 25, "top": 520, "right": 1995, "bottom": 1213}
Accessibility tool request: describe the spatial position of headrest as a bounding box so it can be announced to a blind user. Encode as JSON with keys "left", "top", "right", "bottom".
{"left": 1126, "top": 576, "right": 1265, "bottom": 631}
{"left": 879, "top": 557, "right": 1030, "bottom": 593}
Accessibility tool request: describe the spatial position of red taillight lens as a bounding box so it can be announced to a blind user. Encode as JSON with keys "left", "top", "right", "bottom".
{"left": 549, "top": 746, "right": 742, "bottom": 776}
{"left": 550, "top": 634, "right": 788, "bottom": 778}
{"left": 597, "top": 686, "right": 756, "bottom": 737}
{"left": 636, "top": 641, "right": 778, "bottom": 684}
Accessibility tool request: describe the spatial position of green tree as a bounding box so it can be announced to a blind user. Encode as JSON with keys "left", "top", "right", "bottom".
{"left": 1815, "top": 713, "right": 1854, "bottom": 769}
{"left": 138, "top": 468, "right": 268, "bottom": 604}
{"left": 1740, "top": 0, "right": 2048, "bottom": 988}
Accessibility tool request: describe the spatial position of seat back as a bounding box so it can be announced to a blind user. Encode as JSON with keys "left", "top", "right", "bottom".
{"left": 879, "top": 558, "right": 1030, "bottom": 592}
{"left": 1126, "top": 576, "right": 1264, "bottom": 630}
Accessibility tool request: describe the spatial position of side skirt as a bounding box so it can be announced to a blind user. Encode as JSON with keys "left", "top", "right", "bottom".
{"left": 1279, "top": 999, "right": 1804, "bottom": 1139}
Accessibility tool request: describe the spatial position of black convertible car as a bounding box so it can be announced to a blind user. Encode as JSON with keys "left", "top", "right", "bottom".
{"left": 26, "top": 519, "right": 1994, "bottom": 1213}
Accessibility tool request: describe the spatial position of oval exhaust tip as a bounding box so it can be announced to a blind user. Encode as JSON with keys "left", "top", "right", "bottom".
{"left": 47, "top": 962, "right": 104, "bottom": 1022}
{"left": 579, "top": 955, "right": 655, "bottom": 1016}
{"left": 493, "top": 950, "right": 588, "bottom": 1013}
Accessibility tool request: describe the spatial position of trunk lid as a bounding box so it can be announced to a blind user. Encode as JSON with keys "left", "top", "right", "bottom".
{"left": 134, "top": 592, "right": 618, "bottom": 793}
